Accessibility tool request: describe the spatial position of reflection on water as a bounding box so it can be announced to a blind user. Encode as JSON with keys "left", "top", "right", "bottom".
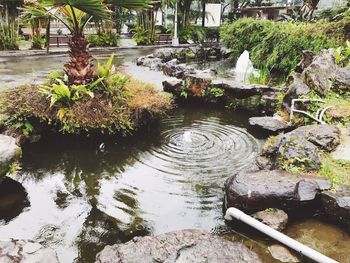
{"left": 0, "top": 106, "right": 260, "bottom": 263}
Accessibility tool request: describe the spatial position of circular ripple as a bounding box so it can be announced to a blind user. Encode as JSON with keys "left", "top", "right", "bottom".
{"left": 136, "top": 115, "right": 260, "bottom": 183}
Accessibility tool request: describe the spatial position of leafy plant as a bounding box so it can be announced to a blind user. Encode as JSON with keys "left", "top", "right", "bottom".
{"left": 132, "top": 26, "right": 152, "bottom": 45}
{"left": 335, "top": 40, "right": 350, "bottom": 67}
{"left": 202, "top": 87, "right": 224, "bottom": 98}
{"left": 40, "top": 79, "right": 94, "bottom": 107}
{"left": 88, "top": 31, "right": 120, "bottom": 47}
{"left": 31, "top": 35, "right": 44, "bottom": 49}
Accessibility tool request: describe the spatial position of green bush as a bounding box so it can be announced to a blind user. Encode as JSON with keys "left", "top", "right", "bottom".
{"left": 132, "top": 27, "right": 152, "bottom": 45}
{"left": 220, "top": 18, "right": 343, "bottom": 76}
{"left": 88, "top": 31, "right": 120, "bottom": 47}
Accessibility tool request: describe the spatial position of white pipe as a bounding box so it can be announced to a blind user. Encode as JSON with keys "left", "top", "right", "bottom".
{"left": 225, "top": 208, "right": 339, "bottom": 263}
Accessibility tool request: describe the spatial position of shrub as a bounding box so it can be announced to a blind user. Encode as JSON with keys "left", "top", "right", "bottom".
{"left": 220, "top": 18, "right": 344, "bottom": 76}
{"left": 132, "top": 27, "right": 152, "bottom": 45}
{"left": 88, "top": 31, "right": 120, "bottom": 47}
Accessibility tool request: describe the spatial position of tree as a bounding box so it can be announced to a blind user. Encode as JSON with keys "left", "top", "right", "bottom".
{"left": 23, "top": 0, "right": 152, "bottom": 85}
{"left": 302, "top": 0, "right": 320, "bottom": 15}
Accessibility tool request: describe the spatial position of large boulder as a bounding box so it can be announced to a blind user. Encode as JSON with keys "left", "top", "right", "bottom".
{"left": 0, "top": 239, "right": 59, "bottom": 263}
{"left": 224, "top": 170, "right": 331, "bottom": 213}
{"left": 258, "top": 124, "right": 340, "bottom": 171}
{"left": 0, "top": 135, "right": 21, "bottom": 184}
{"left": 96, "top": 229, "right": 262, "bottom": 263}
{"left": 301, "top": 49, "right": 337, "bottom": 96}
{"left": 321, "top": 185, "right": 350, "bottom": 231}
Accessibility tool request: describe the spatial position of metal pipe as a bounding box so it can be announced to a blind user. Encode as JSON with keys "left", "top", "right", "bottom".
{"left": 172, "top": 0, "right": 179, "bottom": 46}
{"left": 225, "top": 208, "right": 339, "bottom": 263}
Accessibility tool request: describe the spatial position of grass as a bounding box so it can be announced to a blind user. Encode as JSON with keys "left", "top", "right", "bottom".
{"left": 318, "top": 154, "right": 350, "bottom": 187}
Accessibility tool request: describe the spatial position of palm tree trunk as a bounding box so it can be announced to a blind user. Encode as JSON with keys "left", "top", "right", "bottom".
{"left": 64, "top": 34, "right": 95, "bottom": 85}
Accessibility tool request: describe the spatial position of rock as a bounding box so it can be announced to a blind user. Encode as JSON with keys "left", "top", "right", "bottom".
{"left": 163, "top": 62, "right": 196, "bottom": 79}
{"left": 259, "top": 133, "right": 321, "bottom": 171}
{"left": 333, "top": 67, "right": 350, "bottom": 92}
{"left": 259, "top": 124, "right": 340, "bottom": 171}
{"left": 268, "top": 244, "right": 300, "bottom": 263}
{"left": 321, "top": 185, "right": 350, "bottom": 231}
{"left": 211, "top": 79, "right": 274, "bottom": 99}
{"left": 95, "top": 229, "right": 262, "bottom": 263}
{"left": 296, "top": 50, "right": 316, "bottom": 73}
{"left": 153, "top": 48, "right": 174, "bottom": 62}
{"left": 142, "top": 57, "right": 163, "bottom": 71}
{"left": 153, "top": 48, "right": 188, "bottom": 63}
{"left": 252, "top": 209, "right": 288, "bottom": 231}
{"left": 0, "top": 239, "right": 59, "bottom": 263}
{"left": 302, "top": 49, "right": 337, "bottom": 96}
{"left": 183, "top": 72, "right": 214, "bottom": 96}
{"left": 290, "top": 124, "right": 340, "bottom": 152}
{"left": 282, "top": 74, "right": 310, "bottom": 113}
{"left": 0, "top": 135, "right": 21, "bottom": 183}
{"left": 136, "top": 56, "right": 146, "bottom": 66}
{"left": 249, "top": 115, "right": 290, "bottom": 132}
{"left": 163, "top": 78, "right": 183, "bottom": 95}
{"left": 332, "top": 128, "right": 350, "bottom": 161}
{"left": 0, "top": 177, "right": 29, "bottom": 222}
{"left": 224, "top": 170, "right": 331, "bottom": 213}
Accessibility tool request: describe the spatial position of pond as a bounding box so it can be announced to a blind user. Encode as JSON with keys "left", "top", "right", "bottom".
{"left": 1, "top": 50, "right": 350, "bottom": 263}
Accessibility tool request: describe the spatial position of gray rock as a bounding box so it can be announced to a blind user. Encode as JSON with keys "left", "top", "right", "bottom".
{"left": 142, "top": 58, "right": 163, "bottom": 71}
{"left": 0, "top": 239, "right": 59, "bottom": 263}
{"left": 321, "top": 185, "right": 350, "bottom": 231}
{"left": 249, "top": 116, "right": 290, "bottom": 132}
{"left": 95, "top": 229, "right": 262, "bottom": 263}
{"left": 0, "top": 135, "right": 21, "bottom": 183}
{"left": 302, "top": 49, "right": 337, "bottom": 96}
{"left": 296, "top": 50, "right": 316, "bottom": 73}
{"left": 211, "top": 79, "right": 274, "bottom": 99}
{"left": 268, "top": 244, "right": 300, "bottom": 263}
{"left": 153, "top": 48, "right": 174, "bottom": 62}
{"left": 290, "top": 124, "right": 340, "bottom": 152}
{"left": 163, "top": 78, "right": 183, "bottom": 95}
{"left": 163, "top": 62, "right": 196, "bottom": 79}
{"left": 259, "top": 124, "right": 340, "bottom": 171}
{"left": 183, "top": 72, "right": 214, "bottom": 96}
{"left": 224, "top": 170, "right": 331, "bottom": 213}
{"left": 259, "top": 133, "right": 321, "bottom": 171}
{"left": 252, "top": 208, "right": 288, "bottom": 231}
{"left": 333, "top": 67, "right": 350, "bottom": 92}
{"left": 282, "top": 74, "right": 310, "bottom": 113}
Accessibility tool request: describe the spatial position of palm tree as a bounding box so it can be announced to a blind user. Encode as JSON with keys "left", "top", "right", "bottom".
{"left": 23, "top": 0, "right": 152, "bottom": 85}
{"left": 302, "top": 0, "right": 320, "bottom": 16}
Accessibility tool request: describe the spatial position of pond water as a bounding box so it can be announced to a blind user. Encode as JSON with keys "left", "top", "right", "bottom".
{"left": 1, "top": 49, "right": 350, "bottom": 263}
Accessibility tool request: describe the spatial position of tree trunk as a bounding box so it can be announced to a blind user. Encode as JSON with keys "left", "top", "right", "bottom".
{"left": 302, "top": 0, "right": 320, "bottom": 12}
{"left": 64, "top": 34, "right": 95, "bottom": 85}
